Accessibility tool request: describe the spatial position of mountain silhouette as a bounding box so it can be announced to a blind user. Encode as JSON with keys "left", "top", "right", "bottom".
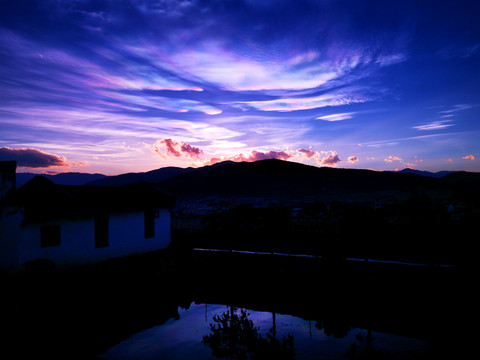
{"left": 396, "top": 168, "right": 455, "bottom": 178}
{"left": 155, "top": 159, "right": 450, "bottom": 201}
{"left": 16, "top": 172, "right": 107, "bottom": 188}
{"left": 17, "top": 160, "right": 478, "bottom": 202}
{"left": 86, "top": 166, "right": 195, "bottom": 186}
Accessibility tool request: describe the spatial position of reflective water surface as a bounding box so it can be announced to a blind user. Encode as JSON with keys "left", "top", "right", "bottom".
{"left": 1, "top": 250, "right": 462, "bottom": 359}
{"left": 100, "top": 302, "right": 434, "bottom": 360}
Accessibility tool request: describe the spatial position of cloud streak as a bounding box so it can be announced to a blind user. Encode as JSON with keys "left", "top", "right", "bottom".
{"left": 413, "top": 120, "right": 454, "bottom": 131}
{"left": 238, "top": 91, "right": 374, "bottom": 112}
{"left": 316, "top": 112, "right": 356, "bottom": 121}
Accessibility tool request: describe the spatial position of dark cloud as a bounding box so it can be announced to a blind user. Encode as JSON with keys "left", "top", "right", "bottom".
{"left": 0, "top": 147, "right": 70, "bottom": 168}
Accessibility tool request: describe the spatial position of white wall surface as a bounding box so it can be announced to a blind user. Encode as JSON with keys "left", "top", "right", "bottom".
{"left": 0, "top": 206, "right": 22, "bottom": 271}
{"left": 0, "top": 208, "right": 171, "bottom": 270}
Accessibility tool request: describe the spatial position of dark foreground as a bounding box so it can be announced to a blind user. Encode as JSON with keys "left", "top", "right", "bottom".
{"left": 0, "top": 249, "right": 467, "bottom": 359}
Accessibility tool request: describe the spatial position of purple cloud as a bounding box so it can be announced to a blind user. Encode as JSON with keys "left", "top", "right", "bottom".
{"left": 181, "top": 143, "right": 203, "bottom": 158}
{"left": 204, "top": 149, "right": 293, "bottom": 165}
{"left": 319, "top": 153, "right": 341, "bottom": 166}
{"left": 298, "top": 148, "right": 315, "bottom": 158}
{"left": 155, "top": 139, "right": 204, "bottom": 159}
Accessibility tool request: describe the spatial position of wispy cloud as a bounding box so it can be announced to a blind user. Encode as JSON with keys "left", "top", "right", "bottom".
{"left": 316, "top": 112, "right": 356, "bottom": 121}
{"left": 438, "top": 43, "right": 480, "bottom": 59}
{"left": 413, "top": 120, "right": 454, "bottom": 131}
{"left": 375, "top": 53, "right": 407, "bottom": 67}
{"left": 238, "top": 91, "right": 373, "bottom": 112}
{"left": 359, "top": 133, "right": 455, "bottom": 148}
{"left": 439, "top": 104, "right": 473, "bottom": 114}
{"left": 166, "top": 45, "right": 339, "bottom": 91}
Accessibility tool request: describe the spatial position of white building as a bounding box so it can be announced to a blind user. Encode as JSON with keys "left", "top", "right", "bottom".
{"left": 0, "top": 161, "right": 16, "bottom": 200}
{"left": 0, "top": 162, "right": 175, "bottom": 271}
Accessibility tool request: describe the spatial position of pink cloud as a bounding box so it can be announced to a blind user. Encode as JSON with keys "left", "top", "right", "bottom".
{"left": 462, "top": 154, "right": 475, "bottom": 160}
{"left": 204, "top": 157, "right": 223, "bottom": 166}
{"left": 204, "top": 149, "right": 293, "bottom": 165}
{"left": 298, "top": 148, "right": 315, "bottom": 158}
{"left": 160, "top": 139, "right": 182, "bottom": 157}
{"left": 384, "top": 155, "right": 403, "bottom": 163}
{"left": 297, "top": 149, "right": 343, "bottom": 167}
{"left": 246, "top": 150, "right": 292, "bottom": 162}
{"left": 348, "top": 156, "right": 358, "bottom": 163}
{"left": 319, "top": 153, "right": 341, "bottom": 166}
{"left": 155, "top": 139, "right": 205, "bottom": 159}
{"left": 231, "top": 150, "right": 293, "bottom": 162}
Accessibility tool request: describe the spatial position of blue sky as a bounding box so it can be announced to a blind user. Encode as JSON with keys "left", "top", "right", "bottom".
{"left": 0, "top": 0, "right": 479, "bottom": 175}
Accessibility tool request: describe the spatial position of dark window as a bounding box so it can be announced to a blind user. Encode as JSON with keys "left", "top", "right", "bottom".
{"left": 40, "top": 225, "right": 61, "bottom": 248}
{"left": 144, "top": 210, "right": 156, "bottom": 239}
{"left": 95, "top": 215, "right": 109, "bottom": 248}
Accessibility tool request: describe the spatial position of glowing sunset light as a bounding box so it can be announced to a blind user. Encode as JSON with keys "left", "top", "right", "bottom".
{"left": 0, "top": 0, "right": 479, "bottom": 175}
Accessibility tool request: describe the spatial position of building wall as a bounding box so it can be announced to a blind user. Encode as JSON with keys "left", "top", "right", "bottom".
{"left": 1, "top": 208, "right": 171, "bottom": 270}
{"left": 0, "top": 161, "right": 16, "bottom": 200}
{"left": 0, "top": 206, "right": 22, "bottom": 271}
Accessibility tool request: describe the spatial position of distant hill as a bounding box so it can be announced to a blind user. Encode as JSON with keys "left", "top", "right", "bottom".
{"left": 16, "top": 172, "right": 107, "bottom": 188}
{"left": 396, "top": 168, "right": 455, "bottom": 178}
{"left": 441, "top": 170, "right": 480, "bottom": 183}
{"left": 85, "top": 166, "right": 195, "bottom": 186}
{"left": 156, "top": 159, "right": 450, "bottom": 201}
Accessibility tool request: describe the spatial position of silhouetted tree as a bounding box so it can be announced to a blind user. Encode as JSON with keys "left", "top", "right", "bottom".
{"left": 203, "top": 306, "right": 294, "bottom": 360}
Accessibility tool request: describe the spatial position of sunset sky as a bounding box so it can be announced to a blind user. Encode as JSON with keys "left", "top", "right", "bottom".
{"left": 1, "top": 0, "right": 479, "bottom": 175}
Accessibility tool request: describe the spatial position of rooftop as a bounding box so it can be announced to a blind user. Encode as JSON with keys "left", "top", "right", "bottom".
{"left": 3, "top": 176, "right": 175, "bottom": 224}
